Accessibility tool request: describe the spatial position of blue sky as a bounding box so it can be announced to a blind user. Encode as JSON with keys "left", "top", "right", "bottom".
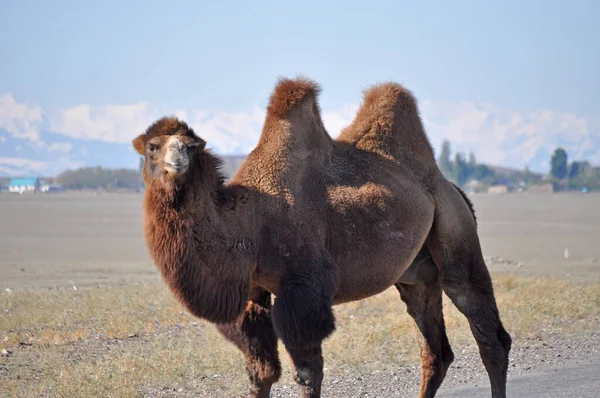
{"left": 1, "top": 0, "right": 599, "bottom": 175}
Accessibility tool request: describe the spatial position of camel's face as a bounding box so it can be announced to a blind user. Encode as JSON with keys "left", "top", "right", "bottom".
{"left": 147, "top": 134, "right": 201, "bottom": 178}
{"left": 132, "top": 118, "right": 206, "bottom": 183}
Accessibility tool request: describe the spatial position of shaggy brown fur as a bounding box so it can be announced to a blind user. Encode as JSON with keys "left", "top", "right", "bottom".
{"left": 133, "top": 76, "right": 511, "bottom": 398}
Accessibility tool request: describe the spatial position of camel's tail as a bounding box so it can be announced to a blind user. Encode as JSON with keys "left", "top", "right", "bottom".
{"left": 337, "top": 82, "right": 436, "bottom": 165}
{"left": 450, "top": 182, "right": 477, "bottom": 226}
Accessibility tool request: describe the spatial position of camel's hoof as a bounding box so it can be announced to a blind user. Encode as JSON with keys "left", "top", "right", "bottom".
{"left": 294, "top": 367, "right": 314, "bottom": 386}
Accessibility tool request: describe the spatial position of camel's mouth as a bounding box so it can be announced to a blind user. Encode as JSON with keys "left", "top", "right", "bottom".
{"left": 164, "top": 161, "right": 189, "bottom": 175}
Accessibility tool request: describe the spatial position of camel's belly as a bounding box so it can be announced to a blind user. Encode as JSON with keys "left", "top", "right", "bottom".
{"left": 332, "top": 268, "right": 404, "bottom": 305}
{"left": 329, "top": 223, "right": 431, "bottom": 305}
{"left": 325, "top": 183, "right": 435, "bottom": 304}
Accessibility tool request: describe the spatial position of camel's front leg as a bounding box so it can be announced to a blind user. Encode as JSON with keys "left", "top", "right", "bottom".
{"left": 286, "top": 344, "right": 325, "bottom": 398}
{"left": 216, "top": 287, "right": 281, "bottom": 398}
{"left": 270, "top": 270, "right": 338, "bottom": 398}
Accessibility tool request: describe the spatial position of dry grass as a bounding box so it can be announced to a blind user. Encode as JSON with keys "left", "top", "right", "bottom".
{"left": 1, "top": 274, "right": 599, "bottom": 397}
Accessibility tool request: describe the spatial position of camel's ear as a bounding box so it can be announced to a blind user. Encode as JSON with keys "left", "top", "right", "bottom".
{"left": 132, "top": 134, "right": 146, "bottom": 155}
{"left": 188, "top": 140, "right": 205, "bottom": 149}
{"left": 181, "top": 134, "right": 206, "bottom": 151}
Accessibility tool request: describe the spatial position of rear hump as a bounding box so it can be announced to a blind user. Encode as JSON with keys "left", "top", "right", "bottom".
{"left": 337, "top": 82, "right": 435, "bottom": 165}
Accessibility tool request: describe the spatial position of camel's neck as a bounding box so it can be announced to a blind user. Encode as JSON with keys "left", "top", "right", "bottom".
{"left": 142, "top": 153, "right": 255, "bottom": 324}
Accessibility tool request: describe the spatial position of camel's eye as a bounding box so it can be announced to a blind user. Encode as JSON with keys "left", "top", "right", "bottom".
{"left": 147, "top": 143, "right": 159, "bottom": 155}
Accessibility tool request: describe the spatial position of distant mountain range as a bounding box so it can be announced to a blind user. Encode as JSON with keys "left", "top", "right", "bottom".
{"left": 0, "top": 131, "right": 137, "bottom": 177}
{"left": 2, "top": 85, "right": 599, "bottom": 178}
{"left": 0, "top": 121, "right": 597, "bottom": 178}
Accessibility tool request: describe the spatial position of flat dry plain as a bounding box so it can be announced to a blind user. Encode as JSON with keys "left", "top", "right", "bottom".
{"left": 1, "top": 191, "right": 599, "bottom": 397}
{"left": 1, "top": 191, "right": 599, "bottom": 290}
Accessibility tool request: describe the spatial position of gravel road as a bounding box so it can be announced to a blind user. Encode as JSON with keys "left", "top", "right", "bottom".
{"left": 438, "top": 359, "right": 600, "bottom": 398}
{"left": 264, "top": 330, "right": 600, "bottom": 398}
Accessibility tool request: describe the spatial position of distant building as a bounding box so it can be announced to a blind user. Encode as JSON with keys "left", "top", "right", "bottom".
{"left": 7, "top": 178, "right": 63, "bottom": 193}
{"left": 487, "top": 185, "right": 509, "bottom": 194}
{"left": 463, "top": 179, "right": 488, "bottom": 194}
{"left": 9, "top": 178, "right": 41, "bottom": 193}
{"left": 493, "top": 177, "right": 515, "bottom": 191}
{"left": 527, "top": 183, "right": 555, "bottom": 194}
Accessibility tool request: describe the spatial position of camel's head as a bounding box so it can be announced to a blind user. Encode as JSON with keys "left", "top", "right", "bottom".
{"left": 132, "top": 117, "right": 206, "bottom": 183}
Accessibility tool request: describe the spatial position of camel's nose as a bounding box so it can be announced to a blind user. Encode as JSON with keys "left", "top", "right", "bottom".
{"left": 164, "top": 137, "right": 190, "bottom": 173}
{"left": 165, "top": 153, "right": 186, "bottom": 170}
{"left": 168, "top": 160, "right": 183, "bottom": 168}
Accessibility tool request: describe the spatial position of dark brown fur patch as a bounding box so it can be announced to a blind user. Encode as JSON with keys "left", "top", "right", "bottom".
{"left": 271, "top": 277, "right": 337, "bottom": 348}
{"left": 140, "top": 139, "right": 252, "bottom": 324}
{"left": 216, "top": 290, "right": 282, "bottom": 391}
{"left": 144, "top": 117, "right": 195, "bottom": 139}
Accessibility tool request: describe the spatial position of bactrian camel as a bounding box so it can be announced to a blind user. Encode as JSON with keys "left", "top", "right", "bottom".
{"left": 132, "top": 77, "right": 511, "bottom": 398}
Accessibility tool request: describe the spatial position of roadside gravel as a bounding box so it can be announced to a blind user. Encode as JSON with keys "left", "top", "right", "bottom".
{"left": 145, "top": 327, "right": 600, "bottom": 397}
{"left": 272, "top": 331, "right": 600, "bottom": 397}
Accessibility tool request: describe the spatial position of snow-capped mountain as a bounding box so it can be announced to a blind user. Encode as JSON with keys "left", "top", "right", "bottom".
{"left": 1, "top": 93, "right": 599, "bottom": 177}
{"left": 420, "top": 101, "right": 600, "bottom": 173}
{"left": 0, "top": 131, "right": 140, "bottom": 177}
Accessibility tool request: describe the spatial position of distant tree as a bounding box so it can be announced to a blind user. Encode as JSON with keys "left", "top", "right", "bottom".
{"left": 467, "top": 151, "right": 477, "bottom": 181}
{"left": 57, "top": 167, "right": 142, "bottom": 191}
{"left": 472, "top": 164, "right": 495, "bottom": 183}
{"left": 435, "top": 143, "right": 498, "bottom": 187}
{"left": 438, "top": 140, "right": 453, "bottom": 178}
{"left": 568, "top": 161, "right": 587, "bottom": 180}
{"left": 577, "top": 161, "right": 592, "bottom": 175}
{"left": 453, "top": 153, "right": 469, "bottom": 186}
{"left": 468, "top": 152, "right": 476, "bottom": 168}
{"left": 567, "top": 161, "right": 597, "bottom": 190}
{"left": 550, "top": 148, "right": 568, "bottom": 179}
{"left": 523, "top": 166, "right": 534, "bottom": 184}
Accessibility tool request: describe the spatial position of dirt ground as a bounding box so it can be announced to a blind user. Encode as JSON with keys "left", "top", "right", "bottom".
{"left": 1, "top": 191, "right": 600, "bottom": 291}
{"left": 1, "top": 191, "right": 600, "bottom": 397}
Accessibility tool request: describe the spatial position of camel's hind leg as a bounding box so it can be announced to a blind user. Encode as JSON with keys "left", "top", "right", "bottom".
{"left": 437, "top": 263, "right": 511, "bottom": 398}
{"left": 216, "top": 287, "right": 281, "bottom": 398}
{"left": 428, "top": 184, "right": 511, "bottom": 398}
{"left": 396, "top": 274, "right": 454, "bottom": 398}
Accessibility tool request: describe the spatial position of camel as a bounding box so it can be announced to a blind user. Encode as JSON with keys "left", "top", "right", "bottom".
{"left": 132, "top": 77, "right": 512, "bottom": 398}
